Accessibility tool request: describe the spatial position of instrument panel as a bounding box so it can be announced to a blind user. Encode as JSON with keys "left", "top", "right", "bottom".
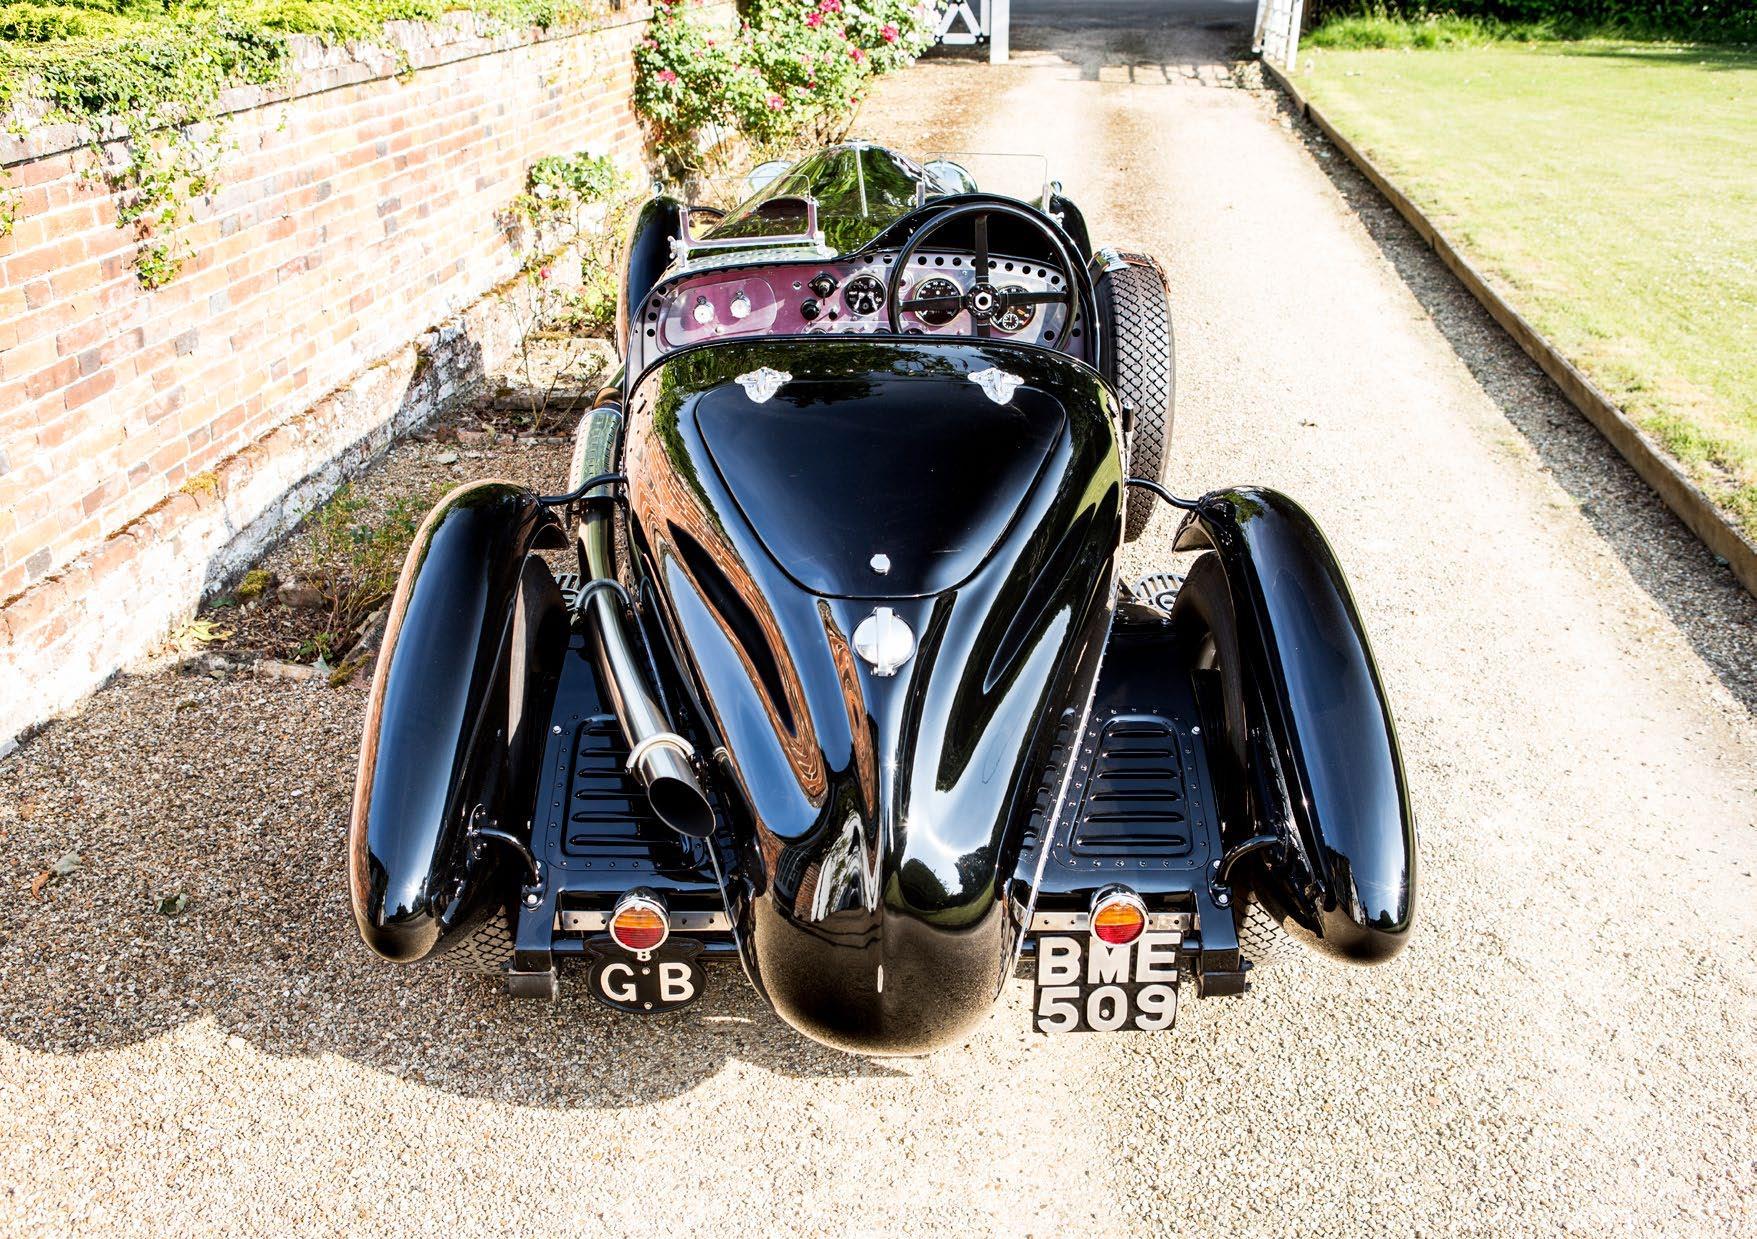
{"left": 632, "top": 250, "right": 1078, "bottom": 370}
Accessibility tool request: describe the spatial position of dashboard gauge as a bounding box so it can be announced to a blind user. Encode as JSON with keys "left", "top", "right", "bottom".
{"left": 993, "top": 285, "right": 1037, "bottom": 334}
{"left": 843, "top": 274, "right": 885, "bottom": 317}
{"left": 909, "top": 277, "right": 961, "bottom": 327}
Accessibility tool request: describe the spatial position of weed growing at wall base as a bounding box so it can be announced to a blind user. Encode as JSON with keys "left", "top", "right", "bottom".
{"left": 501, "top": 147, "right": 630, "bottom": 430}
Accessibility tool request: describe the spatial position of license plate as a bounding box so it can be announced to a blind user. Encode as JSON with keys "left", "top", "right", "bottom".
{"left": 585, "top": 937, "right": 706, "bottom": 1014}
{"left": 1031, "top": 932, "right": 1181, "bottom": 1033}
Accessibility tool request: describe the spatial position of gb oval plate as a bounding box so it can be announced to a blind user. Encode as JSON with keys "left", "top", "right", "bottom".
{"left": 585, "top": 937, "right": 707, "bottom": 1015}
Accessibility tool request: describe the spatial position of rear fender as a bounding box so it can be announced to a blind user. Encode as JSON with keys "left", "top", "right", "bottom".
{"left": 1175, "top": 489, "right": 1416, "bottom": 962}
{"left": 349, "top": 481, "right": 569, "bottom": 962}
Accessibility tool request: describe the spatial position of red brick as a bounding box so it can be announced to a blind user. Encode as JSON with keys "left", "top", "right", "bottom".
{"left": 62, "top": 369, "right": 116, "bottom": 411}
{"left": 24, "top": 356, "right": 79, "bottom": 401}
{"left": 2, "top": 335, "right": 57, "bottom": 382}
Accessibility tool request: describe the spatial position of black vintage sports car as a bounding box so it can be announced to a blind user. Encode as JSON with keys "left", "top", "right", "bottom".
{"left": 348, "top": 143, "right": 1416, "bottom": 1054}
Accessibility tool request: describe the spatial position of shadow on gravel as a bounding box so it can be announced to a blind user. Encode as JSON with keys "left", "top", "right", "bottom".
{"left": 1266, "top": 89, "right": 1757, "bottom": 716}
{"left": 0, "top": 673, "right": 899, "bottom": 1107}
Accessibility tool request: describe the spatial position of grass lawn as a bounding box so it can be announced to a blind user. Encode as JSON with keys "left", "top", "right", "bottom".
{"left": 1293, "top": 40, "right": 1757, "bottom": 536}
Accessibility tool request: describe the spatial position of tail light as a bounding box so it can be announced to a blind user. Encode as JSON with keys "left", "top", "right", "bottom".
{"left": 610, "top": 889, "right": 669, "bottom": 953}
{"left": 1090, "top": 886, "right": 1147, "bottom": 946}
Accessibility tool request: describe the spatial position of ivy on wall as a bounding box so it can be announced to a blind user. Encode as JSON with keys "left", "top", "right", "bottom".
{"left": 0, "top": 1, "right": 613, "bottom": 282}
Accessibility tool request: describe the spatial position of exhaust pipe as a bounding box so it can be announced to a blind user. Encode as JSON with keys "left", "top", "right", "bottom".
{"left": 570, "top": 399, "right": 716, "bottom": 839}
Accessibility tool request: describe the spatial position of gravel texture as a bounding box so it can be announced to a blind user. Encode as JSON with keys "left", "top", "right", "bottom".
{"left": 4, "top": 4, "right": 1756, "bottom": 1234}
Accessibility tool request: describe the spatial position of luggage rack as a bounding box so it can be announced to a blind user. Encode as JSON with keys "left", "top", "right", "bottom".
{"left": 532, "top": 631, "right": 725, "bottom": 895}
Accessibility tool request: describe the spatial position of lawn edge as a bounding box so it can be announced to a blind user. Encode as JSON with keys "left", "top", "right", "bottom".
{"left": 1262, "top": 57, "right": 1757, "bottom": 602}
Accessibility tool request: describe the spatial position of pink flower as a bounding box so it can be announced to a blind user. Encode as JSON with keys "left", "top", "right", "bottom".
{"left": 881, "top": 23, "right": 898, "bottom": 42}
{"left": 805, "top": 9, "right": 823, "bottom": 25}
{"left": 642, "top": 37, "right": 657, "bottom": 48}
{"left": 539, "top": 266, "right": 552, "bottom": 281}
{"left": 656, "top": 68, "right": 678, "bottom": 84}
{"left": 820, "top": 0, "right": 841, "bottom": 10}
{"left": 849, "top": 46, "right": 866, "bottom": 63}
{"left": 766, "top": 93, "right": 785, "bottom": 110}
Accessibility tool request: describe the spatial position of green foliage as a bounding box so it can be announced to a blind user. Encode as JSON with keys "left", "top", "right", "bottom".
{"left": 501, "top": 147, "right": 627, "bottom": 425}
{"left": 1305, "top": 1, "right": 1756, "bottom": 44}
{"left": 0, "top": 167, "right": 17, "bottom": 236}
{"left": 1309, "top": 10, "right": 1529, "bottom": 47}
{"left": 633, "top": 0, "right": 936, "bottom": 170}
{"left": 0, "top": 1, "right": 613, "bottom": 285}
{"left": 0, "top": 2, "right": 121, "bottom": 42}
{"left": 514, "top": 149, "right": 622, "bottom": 223}
{"left": 298, "top": 482, "right": 428, "bottom": 654}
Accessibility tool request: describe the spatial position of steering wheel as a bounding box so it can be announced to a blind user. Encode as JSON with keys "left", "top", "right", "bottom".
{"left": 884, "top": 201, "right": 1083, "bottom": 346}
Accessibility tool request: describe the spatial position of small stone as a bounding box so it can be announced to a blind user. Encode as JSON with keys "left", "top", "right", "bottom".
{"left": 181, "top": 653, "right": 233, "bottom": 678}
{"left": 257, "top": 659, "right": 321, "bottom": 682}
{"left": 276, "top": 585, "right": 324, "bottom": 609}
{"left": 435, "top": 450, "right": 459, "bottom": 465}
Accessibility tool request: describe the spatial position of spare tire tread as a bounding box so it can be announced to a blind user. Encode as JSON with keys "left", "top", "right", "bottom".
{"left": 1101, "top": 257, "right": 1176, "bottom": 541}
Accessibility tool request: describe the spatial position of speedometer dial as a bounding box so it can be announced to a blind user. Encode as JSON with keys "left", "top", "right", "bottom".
{"left": 909, "top": 277, "right": 961, "bottom": 327}
{"left": 843, "top": 274, "right": 885, "bottom": 316}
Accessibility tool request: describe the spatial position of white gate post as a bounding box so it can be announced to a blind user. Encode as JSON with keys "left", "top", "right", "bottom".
{"left": 1258, "top": 0, "right": 1306, "bottom": 69}
{"left": 1251, "top": 0, "right": 1272, "bottom": 53}
{"left": 988, "top": 0, "right": 1010, "bottom": 63}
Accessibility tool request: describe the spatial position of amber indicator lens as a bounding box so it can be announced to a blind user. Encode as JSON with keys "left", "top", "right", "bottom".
{"left": 610, "top": 899, "right": 668, "bottom": 952}
{"left": 1091, "top": 894, "right": 1146, "bottom": 946}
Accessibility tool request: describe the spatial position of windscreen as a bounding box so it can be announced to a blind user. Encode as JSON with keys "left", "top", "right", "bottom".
{"left": 696, "top": 144, "right": 1056, "bottom": 258}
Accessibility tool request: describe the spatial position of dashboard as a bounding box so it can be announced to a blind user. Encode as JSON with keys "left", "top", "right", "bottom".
{"left": 628, "top": 250, "right": 1082, "bottom": 374}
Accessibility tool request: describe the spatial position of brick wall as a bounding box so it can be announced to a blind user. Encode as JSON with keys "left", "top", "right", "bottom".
{"left": 0, "top": 5, "right": 707, "bottom": 748}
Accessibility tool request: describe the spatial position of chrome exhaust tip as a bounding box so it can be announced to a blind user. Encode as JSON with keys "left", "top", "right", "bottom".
{"left": 626, "top": 733, "right": 715, "bottom": 839}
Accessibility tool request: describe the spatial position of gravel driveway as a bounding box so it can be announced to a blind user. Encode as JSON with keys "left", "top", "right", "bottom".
{"left": 4, "top": 4, "right": 1755, "bottom": 1234}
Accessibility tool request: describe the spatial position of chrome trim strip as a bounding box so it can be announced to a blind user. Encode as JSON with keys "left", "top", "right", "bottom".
{"left": 1005, "top": 600, "right": 1116, "bottom": 979}
{"left": 1028, "top": 911, "right": 1191, "bottom": 934}
{"left": 555, "top": 910, "right": 732, "bottom": 933}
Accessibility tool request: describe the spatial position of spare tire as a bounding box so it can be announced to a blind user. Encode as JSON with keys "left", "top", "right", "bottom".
{"left": 1098, "top": 255, "right": 1176, "bottom": 541}
{"left": 436, "top": 903, "right": 514, "bottom": 974}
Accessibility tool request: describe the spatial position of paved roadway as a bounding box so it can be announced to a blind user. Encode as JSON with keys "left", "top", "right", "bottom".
{"left": 3, "top": 3, "right": 1754, "bottom": 1234}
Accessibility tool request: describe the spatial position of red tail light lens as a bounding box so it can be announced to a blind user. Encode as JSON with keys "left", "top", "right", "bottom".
{"left": 610, "top": 891, "right": 669, "bottom": 952}
{"left": 1091, "top": 888, "right": 1147, "bottom": 946}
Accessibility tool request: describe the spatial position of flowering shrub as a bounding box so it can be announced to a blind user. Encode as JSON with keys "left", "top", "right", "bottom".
{"left": 633, "top": 0, "right": 937, "bottom": 169}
